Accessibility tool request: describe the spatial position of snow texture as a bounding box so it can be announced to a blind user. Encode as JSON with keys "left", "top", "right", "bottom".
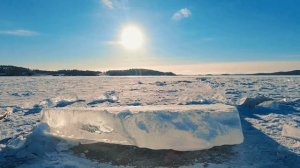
{"left": 282, "top": 124, "right": 300, "bottom": 140}
{"left": 1, "top": 76, "right": 300, "bottom": 167}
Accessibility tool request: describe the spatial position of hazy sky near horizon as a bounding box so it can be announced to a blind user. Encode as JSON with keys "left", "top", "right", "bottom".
{"left": 0, "top": 0, "right": 300, "bottom": 74}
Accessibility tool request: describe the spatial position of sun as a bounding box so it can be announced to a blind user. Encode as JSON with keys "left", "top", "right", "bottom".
{"left": 120, "top": 25, "right": 144, "bottom": 50}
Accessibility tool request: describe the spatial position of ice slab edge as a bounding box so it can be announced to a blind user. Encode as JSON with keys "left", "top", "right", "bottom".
{"left": 42, "top": 104, "right": 244, "bottom": 151}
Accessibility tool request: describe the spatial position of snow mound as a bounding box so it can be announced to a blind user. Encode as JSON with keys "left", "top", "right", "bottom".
{"left": 87, "top": 91, "right": 119, "bottom": 106}
{"left": 1, "top": 123, "right": 108, "bottom": 168}
{"left": 239, "top": 96, "right": 272, "bottom": 108}
{"left": 42, "top": 104, "right": 244, "bottom": 151}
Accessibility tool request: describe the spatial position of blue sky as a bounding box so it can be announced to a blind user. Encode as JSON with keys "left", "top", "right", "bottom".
{"left": 0, "top": 0, "right": 299, "bottom": 74}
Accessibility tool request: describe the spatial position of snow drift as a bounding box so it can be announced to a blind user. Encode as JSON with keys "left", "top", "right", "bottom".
{"left": 42, "top": 104, "right": 244, "bottom": 151}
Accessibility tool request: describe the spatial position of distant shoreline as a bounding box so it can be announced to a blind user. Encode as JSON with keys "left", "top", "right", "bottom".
{"left": 0, "top": 65, "right": 299, "bottom": 76}
{"left": 0, "top": 65, "right": 176, "bottom": 76}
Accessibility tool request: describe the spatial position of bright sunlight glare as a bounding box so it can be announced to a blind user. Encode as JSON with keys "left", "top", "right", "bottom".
{"left": 120, "top": 25, "right": 144, "bottom": 50}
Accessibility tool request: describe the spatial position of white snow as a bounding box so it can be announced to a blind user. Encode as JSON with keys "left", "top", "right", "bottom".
{"left": 282, "top": 124, "right": 300, "bottom": 140}
{"left": 42, "top": 104, "right": 244, "bottom": 151}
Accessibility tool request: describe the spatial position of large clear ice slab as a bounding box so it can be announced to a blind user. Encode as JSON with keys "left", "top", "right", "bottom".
{"left": 42, "top": 104, "right": 244, "bottom": 151}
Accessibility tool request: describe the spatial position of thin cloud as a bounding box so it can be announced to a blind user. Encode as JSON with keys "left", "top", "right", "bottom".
{"left": 102, "top": 40, "right": 120, "bottom": 45}
{"left": 0, "top": 29, "right": 39, "bottom": 36}
{"left": 100, "top": 0, "right": 128, "bottom": 10}
{"left": 101, "top": 0, "right": 114, "bottom": 9}
{"left": 172, "top": 8, "right": 192, "bottom": 21}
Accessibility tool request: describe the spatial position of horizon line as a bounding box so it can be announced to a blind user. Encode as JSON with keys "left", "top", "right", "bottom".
{"left": 1, "top": 62, "right": 300, "bottom": 75}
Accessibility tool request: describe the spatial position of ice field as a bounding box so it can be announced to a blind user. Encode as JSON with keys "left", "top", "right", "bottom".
{"left": 0, "top": 76, "right": 300, "bottom": 167}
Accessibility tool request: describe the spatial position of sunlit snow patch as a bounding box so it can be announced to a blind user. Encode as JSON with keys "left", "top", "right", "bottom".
{"left": 282, "top": 124, "right": 300, "bottom": 141}
{"left": 42, "top": 104, "right": 244, "bottom": 151}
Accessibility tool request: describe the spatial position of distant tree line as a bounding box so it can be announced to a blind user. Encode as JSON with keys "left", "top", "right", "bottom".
{"left": 105, "top": 69, "right": 176, "bottom": 76}
{"left": 252, "top": 70, "right": 300, "bottom": 75}
{"left": 0, "top": 66, "right": 101, "bottom": 76}
{"left": 0, "top": 65, "right": 33, "bottom": 76}
{"left": 0, "top": 66, "right": 177, "bottom": 76}
{"left": 33, "top": 69, "right": 101, "bottom": 76}
{"left": 218, "top": 70, "right": 300, "bottom": 76}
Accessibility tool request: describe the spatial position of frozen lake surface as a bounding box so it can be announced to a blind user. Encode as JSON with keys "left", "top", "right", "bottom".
{"left": 0, "top": 76, "right": 300, "bottom": 167}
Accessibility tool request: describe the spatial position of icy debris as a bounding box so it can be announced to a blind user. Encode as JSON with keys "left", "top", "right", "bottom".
{"left": 16, "top": 97, "right": 87, "bottom": 116}
{"left": 39, "top": 99, "right": 55, "bottom": 107}
{"left": 42, "top": 104, "right": 244, "bottom": 151}
{"left": 239, "top": 96, "right": 272, "bottom": 108}
{"left": 40, "top": 97, "right": 84, "bottom": 108}
{"left": 225, "top": 89, "right": 241, "bottom": 95}
{"left": 179, "top": 99, "right": 216, "bottom": 105}
{"left": 24, "top": 104, "right": 43, "bottom": 115}
{"left": 87, "top": 91, "right": 119, "bottom": 106}
{"left": 196, "top": 77, "right": 208, "bottom": 81}
{"left": 12, "top": 123, "right": 59, "bottom": 157}
{"left": 55, "top": 99, "right": 85, "bottom": 108}
{"left": 155, "top": 81, "right": 167, "bottom": 86}
{"left": 258, "top": 100, "right": 297, "bottom": 112}
{"left": 0, "top": 144, "right": 6, "bottom": 151}
{"left": 7, "top": 135, "right": 26, "bottom": 149}
{"left": 9, "top": 106, "right": 22, "bottom": 113}
{"left": 0, "top": 108, "right": 11, "bottom": 120}
{"left": 10, "top": 91, "right": 33, "bottom": 97}
{"left": 167, "top": 89, "right": 178, "bottom": 93}
{"left": 127, "top": 101, "right": 142, "bottom": 106}
{"left": 282, "top": 124, "right": 300, "bottom": 141}
{"left": 173, "top": 80, "right": 193, "bottom": 84}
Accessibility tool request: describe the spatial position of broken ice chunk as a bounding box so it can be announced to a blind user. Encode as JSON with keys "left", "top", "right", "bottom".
{"left": 42, "top": 104, "right": 244, "bottom": 151}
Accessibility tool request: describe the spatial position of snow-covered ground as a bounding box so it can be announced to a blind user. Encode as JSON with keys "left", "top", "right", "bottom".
{"left": 0, "top": 76, "right": 300, "bottom": 167}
